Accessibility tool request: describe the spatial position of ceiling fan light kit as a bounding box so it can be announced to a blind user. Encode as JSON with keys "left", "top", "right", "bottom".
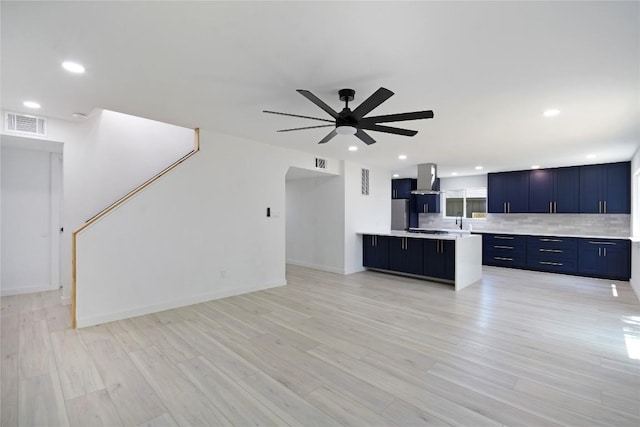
{"left": 336, "top": 125, "right": 357, "bottom": 135}
{"left": 264, "top": 87, "right": 434, "bottom": 145}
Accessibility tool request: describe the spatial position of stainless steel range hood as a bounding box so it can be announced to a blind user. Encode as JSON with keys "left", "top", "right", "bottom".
{"left": 411, "top": 163, "right": 441, "bottom": 195}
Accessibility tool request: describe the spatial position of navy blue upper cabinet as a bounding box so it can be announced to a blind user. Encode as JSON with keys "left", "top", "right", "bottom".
{"left": 579, "top": 162, "right": 630, "bottom": 214}
{"left": 529, "top": 167, "right": 579, "bottom": 213}
{"left": 392, "top": 178, "right": 417, "bottom": 199}
{"left": 487, "top": 171, "right": 529, "bottom": 213}
{"left": 414, "top": 194, "right": 440, "bottom": 214}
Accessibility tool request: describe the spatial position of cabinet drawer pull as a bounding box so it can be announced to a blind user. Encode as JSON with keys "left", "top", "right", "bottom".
{"left": 603, "top": 200, "right": 607, "bottom": 214}
{"left": 539, "top": 238, "right": 563, "bottom": 242}
{"left": 539, "top": 261, "right": 563, "bottom": 266}
{"left": 494, "top": 245, "right": 514, "bottom": 249}
{"left": 494, "top": 256, "right": 513, "bottom": 261}
{"left": 494, "top": 236, "right": 514, "bottom": 240}
{"left": 589, "top": 241, "right": 616, "bottom": 245}
{"left": 539, "top": 249, "right": 563, "bottom": 253}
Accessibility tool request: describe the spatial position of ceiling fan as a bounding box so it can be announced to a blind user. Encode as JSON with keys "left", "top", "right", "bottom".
{"left": 263, "top": 87, "right": 434, "bottom": 145}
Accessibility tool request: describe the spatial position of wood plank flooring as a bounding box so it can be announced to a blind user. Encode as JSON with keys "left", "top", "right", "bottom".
{"left": 1, "top": 265, "right": 639, "bottom": 426}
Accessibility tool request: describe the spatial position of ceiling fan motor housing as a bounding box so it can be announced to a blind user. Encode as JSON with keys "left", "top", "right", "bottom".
{"left": 337, "top": 109, "right": 358, "bottom": 127}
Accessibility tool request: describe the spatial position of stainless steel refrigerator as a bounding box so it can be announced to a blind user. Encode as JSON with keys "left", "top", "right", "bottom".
{"left": 391, "top": 199, "right": 409, "bottom": 230}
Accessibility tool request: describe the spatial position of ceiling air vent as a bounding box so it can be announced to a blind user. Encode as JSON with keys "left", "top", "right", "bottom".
{"left": 5, "top": 112, "right": 47, "bottom": 136}
{"left": 361, "top": 168, "right": 370, "bottom": 195}
{"left": 315, "top": 158, "right": 327, "bottom": 169}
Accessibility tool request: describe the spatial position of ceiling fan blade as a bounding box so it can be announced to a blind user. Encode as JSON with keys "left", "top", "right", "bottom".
{"left": 277, "top": 124, "right": 335, "bottom": 132}
{"left": 318, "top": 129, "right": 337, "bottom": 144}
{"left": 358, "top": 123, "right": 418, "bottom": 136}
{"left": 355, "top": 129, "right": 376, "bottom": 145}
{"left": 263, "top": 110, "right": 334, "bottom": 123}
{"left": 360, "top": 110, "right": 434, "bottom": 124}
{"left": 297, "top": 90, "right": 339, "bottom": 119}
{"left": 352, "top": 87, "right": 394, "bottom": 120}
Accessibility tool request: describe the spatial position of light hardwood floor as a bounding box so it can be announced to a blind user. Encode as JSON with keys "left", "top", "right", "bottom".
{"left": 2, "top": 265, "right": 639, "bottom": 426}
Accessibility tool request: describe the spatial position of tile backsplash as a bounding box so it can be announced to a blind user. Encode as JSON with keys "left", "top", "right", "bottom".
{"left": 418, "top": 213, "right": 631, "bottom": 237}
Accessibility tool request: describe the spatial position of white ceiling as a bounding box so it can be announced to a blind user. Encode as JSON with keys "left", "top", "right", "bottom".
{"left": 2, "top": 1, "right": 638, "bottom": 178}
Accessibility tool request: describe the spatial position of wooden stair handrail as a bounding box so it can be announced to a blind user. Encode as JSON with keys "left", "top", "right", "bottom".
{"left": 71, "top": 128, "right": 200, "bottom": 328}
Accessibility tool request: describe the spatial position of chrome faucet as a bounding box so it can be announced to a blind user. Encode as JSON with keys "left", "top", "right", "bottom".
{"left": 455, "top": 212, "right": 463, "bottom": 230}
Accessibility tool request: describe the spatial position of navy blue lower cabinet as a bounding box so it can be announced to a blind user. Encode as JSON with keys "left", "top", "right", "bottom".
{"left": 389, "top": 237, "right": 424, "bottom": 275}
{"left": 577, "top": 239, "right": 630, "bottom": 280}
{"left": 363, "top": 235, "right": 389, "bottom": 270}
{"left": 526, "top": 236, "right": 578, "bottom": 274}
{"left": 482, "top": 233, "right": 527, "bottom": 268}
{"left": 424, "top": 239, "right": 455, "bottom": 280}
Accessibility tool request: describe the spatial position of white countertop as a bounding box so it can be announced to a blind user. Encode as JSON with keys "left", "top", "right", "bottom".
{"left": 357, "top": 230, "right": 477, "bottom": 240}
{"left": 470, "top": 229, "right": 631, "bottom": 240}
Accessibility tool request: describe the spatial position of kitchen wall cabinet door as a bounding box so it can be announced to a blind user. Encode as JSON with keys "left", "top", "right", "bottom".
{"left": 424, "top": 239, "right": 455, "bottom": 280}
{"left": 392, "top": 178, "right": 416, "bottom": 199}
{"left": 554, "top": 167, "right": 580, "bottom": 213}
{"left": 577, "top": 238, "right": 630, "bottom": 280}
{"left": 389, "top": 237, "right": 424, "bottom": 275}
{"left": 579, "top": 162, "right": 630, "bottom": 214}
{"left": 487, "top": 171, "right": 529, "bottom": 213}
{"left": 528, "top": 169, "right": 554, "bottom": 213}
{"left": 414, "top": 194, "right": 440, "bottom": 214}
{"left": 529, "top": 167, "right": 579, "bottom": 213}
{"left": 363, "top": 235, "right": 389, "bottom": 270}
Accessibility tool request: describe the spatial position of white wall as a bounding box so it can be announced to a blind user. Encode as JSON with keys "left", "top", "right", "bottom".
{"left": 1, "top": 144, "right": 62, "bottom": 295}
{"left": 285, "top": 172, "right": 345, "bottom": 273}
{"left": 285, "top": 161, "right": 391, "bottom": 276}
{"left": 630, "top": 146, "right": 640, "bottom": 300}
{"left": 439, "top": 174, "right": 487, "bottom": 191}
{"left": 75, "top": 129, "right": 344, "bottom": 327}
{"left": 61, "top": 110, "right": 194, "bottom": 301}
{"left": 1, "top": 109, "right": 195, "bottom": 302}
{"left": 343, "top": 161, "right": 391, "bottom": 274}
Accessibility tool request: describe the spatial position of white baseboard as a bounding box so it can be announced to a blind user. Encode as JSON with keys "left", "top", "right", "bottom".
{"left": 630, "top": 277, "right": 640, "bottom": 303}
{"left": 286, "top": 259, "right": 344, "bottom": 275}
{"left": 1, "top": 284, "right": 58, "bottom": 296}
{"left": 344, "top": 265, "right": 366, "bottom": 275}
{"left": 76, "top": 280, "right": 286, "bottom": 328}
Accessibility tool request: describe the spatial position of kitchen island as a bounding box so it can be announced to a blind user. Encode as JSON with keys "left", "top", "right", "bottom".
{"left": 359, "top": 231, "right": 482, "bottom": 291}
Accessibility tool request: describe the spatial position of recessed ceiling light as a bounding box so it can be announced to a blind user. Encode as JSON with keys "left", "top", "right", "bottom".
{"left": 392, "top": 173, "right": 399, "bottom": 178}
{"left": 543, "top": 109, "right": 560, "bottom": 117}
{"left": 23, "top": 101, "right": 41, "bottom": 109}
{"left": 62, "top": 61, "right": 85, "bottom": 74}
{"left": 348, "top": 146, "right": 358, "bottom": 152}
{"left": 586, "top": 154, "right": 596, "bottom": 159}
{"left": 475, "top": 166, "right": 483, "bottom": 170}
{"left": 398, "top": 154, "right": 407, "bottom": 160}
{"left": 451, "top": 172, "right": 458, "bottom": 176}
{"left": 531, "top": 165, "right": 540, "bottom": 169}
